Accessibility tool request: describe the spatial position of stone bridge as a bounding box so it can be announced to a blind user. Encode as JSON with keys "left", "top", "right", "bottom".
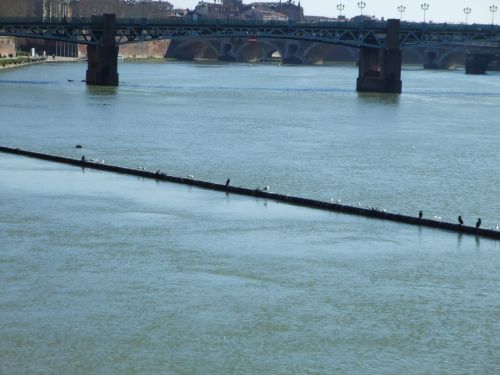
{"left": 2, "top": 15, "right": 500, "bottom": 91}
{"left": 166, "top": 38, "right": 500, "bottom": 71}
{"left": 166, "top": 38, "right": 358, "bottom": 65}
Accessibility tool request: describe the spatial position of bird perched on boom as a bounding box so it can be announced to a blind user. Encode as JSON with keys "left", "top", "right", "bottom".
{"left": 458, "top": 215, "right": 463, "bottom": 225}
{"left": 476, "top": 218, "right": 481, "bottom": 228}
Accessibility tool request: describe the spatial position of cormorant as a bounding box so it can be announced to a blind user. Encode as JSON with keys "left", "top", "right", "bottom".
{"left": 226, "top": 178, "right": 230, "bottom": 186}
{"left": 418, "top": 210, "right": 423, "bottom": 219}
{"left": 476, "top": 218, "right": 481, "bottom": 228}
{"left": 458, "top": 215, "right": 464, "bottom": 225}
{"left": 81, "top": 155, "right": 85, "bottom": 162}
{"left": 75, "top": 144, "right": 82, "bottom": 149}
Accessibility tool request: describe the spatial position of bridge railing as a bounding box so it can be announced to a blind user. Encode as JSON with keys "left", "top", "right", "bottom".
{"left": 2, "top": 16, "right": 500, "bottom": 32}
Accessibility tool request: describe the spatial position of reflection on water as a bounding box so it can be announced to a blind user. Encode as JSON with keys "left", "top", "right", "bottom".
{"left": 85, "top": 85, "right": 119, "bottom": 96}
{"left": 356, "top": 91, "right": 401, "bottom": 104}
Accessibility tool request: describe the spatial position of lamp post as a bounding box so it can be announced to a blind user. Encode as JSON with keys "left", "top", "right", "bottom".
{"left": 421, "top": 3, "right": 429, "bottom": 23}
{"left": 463, "top": 6, "right": 471, "bottom": 25}
{"left": 490, "top": 5, "right": 498, "bottom": 25}
{"left": 357, "top": 1, "right": 366, "bottom": 16}
{"left": 397, "top": 5, "right": 406, "bottom": 20}
{"left": 337, "top": 3, "right": 345, "bottom": 18}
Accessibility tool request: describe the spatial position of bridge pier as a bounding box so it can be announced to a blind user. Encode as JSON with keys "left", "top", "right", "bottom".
{"left": 86, "top": 14, "right": 119, "bottom": 86}
{"left": 465, "top": 52, "right": 491, "bottom": 75}
{"left": 356, "top": 19, "right": 402, "bottom": 94}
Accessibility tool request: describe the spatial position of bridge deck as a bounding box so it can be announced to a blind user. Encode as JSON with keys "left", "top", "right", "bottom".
{"left": 1, "top": 17, "right": 500, "bottom": 48}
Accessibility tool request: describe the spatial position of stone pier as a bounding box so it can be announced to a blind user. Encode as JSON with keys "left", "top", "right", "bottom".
{"left": 86, "top": 14, "right": 119, "bottom": 86}
{"left": 356, "top": 19, "right": 402, "bottom": 93}
{"left": 465, "top": 52, "right": 492, "bottom": 75}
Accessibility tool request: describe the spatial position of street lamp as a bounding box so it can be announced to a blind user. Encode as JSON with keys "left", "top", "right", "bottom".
{"left": 463, "top": 6, "right": 471, "bottom": 25}
{"left": 421, "top": 3, "right": 429, "bottom": 23}
{"left": 490, "top": 5, "right": 498, "bottom": 25}
{"left": 397, "top": 5, "right": 406, "bottom": 20}
{"left": 357, "top": 1, "right": 366, "bottom": 16}
{"left": 337, "top": 3, "right": 345, "bottom": 18}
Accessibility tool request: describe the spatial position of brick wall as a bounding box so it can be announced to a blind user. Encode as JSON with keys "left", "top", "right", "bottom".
{"left": 0, "top": 37, "right": 16, "bottom": 57}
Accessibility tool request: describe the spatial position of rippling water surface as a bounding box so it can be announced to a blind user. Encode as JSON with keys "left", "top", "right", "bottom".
{"left": 0, "top": 61, "right": 499, "bottom": 374}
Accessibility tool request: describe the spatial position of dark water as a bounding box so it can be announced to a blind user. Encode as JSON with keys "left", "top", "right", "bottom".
{"left": 0, "top": 62, "right": 499, "bottom": 374}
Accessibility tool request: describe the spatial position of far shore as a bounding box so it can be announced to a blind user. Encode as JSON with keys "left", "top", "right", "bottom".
{"left": 0, "top": 56, "right": 81, "bottom": 71}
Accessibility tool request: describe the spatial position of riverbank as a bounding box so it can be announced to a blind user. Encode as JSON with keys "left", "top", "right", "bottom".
{"left": 0, "top": 56, "right": 46, "bottom": 70}
{"left": 0, "top": 56, "right": 80, "bottom": 71}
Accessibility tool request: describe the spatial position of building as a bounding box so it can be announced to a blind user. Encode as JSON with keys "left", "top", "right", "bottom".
{"left": 194, "top": 1, "right": 228, "bottom": 20}
{"left": 0, "top": 37, "right": 16, "bottom": 58}
{"left": 192, "top": 0, "right": 300, "bottom": 21}
{"left": 240, "top": 7, "right": 288, "bottom": 22}
{"left": 254, "top": 0, "right": 303, "bottom": 22}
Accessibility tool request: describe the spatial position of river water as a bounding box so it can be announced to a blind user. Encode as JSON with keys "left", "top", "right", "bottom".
{"left": 1, "top": 61, "right": 499, "bottom": 374}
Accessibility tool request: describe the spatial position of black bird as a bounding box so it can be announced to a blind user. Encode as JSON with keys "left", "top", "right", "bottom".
{"left": 458, "top": 215, "right": 464, "bottom": 225}
{"left": 226, "top": 178, "right": 230, "bottom": 186}
{"left": 81, "top": 155, "right": 85, "bottom": 162}
{"left": 476, "top": 218, "right": 481, "bottom": 228}
{"left": 418, "top": 210, "right": 423, "bottom": 219}
{"left": 75, "top": 144, "right": 82, "bottom": 149}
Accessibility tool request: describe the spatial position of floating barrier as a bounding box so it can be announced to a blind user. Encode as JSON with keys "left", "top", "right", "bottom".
{"left": 1, "top": 145, "right": 499, "bottom": 240}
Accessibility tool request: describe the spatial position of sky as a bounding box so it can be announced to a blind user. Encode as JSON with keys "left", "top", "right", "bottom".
{"left": 168, "top": 0, "right": 500, "bottom": 24}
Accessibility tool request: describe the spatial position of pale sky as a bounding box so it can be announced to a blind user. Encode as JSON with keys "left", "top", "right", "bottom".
{"left": 169, "top": 0, "right": 500, "bottom": 24}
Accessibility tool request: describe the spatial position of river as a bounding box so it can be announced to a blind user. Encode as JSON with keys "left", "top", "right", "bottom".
{"left": 1, "top": 61, "right": 499, "bottom": 374}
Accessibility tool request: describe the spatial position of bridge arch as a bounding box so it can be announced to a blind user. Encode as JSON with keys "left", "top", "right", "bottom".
{"left": 235, "top": 40, "right": 283, "bottom": 63}
{"left": 487, "top": 56, "right": 500, "bottom": 70}
{"left": 401, "top": 47, "right": 424, "bottom": 65}
{"left": 302, "top": 43, "right": 357, "bottom": 65}
{"left": 282, "top": 42, "right": 303, "bottom": 64}
{"left": 169, "top": 39, "right": 218, "bottom": 60}
{"left": 437, "top": 50, "right": 465, "bottom": 69}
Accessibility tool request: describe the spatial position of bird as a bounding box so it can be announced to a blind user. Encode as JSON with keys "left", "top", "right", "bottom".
{"left": 418, "top": 210, "right": 423, "bottom": 219}
{"left": 262, "top": 185, "right": 269, "bottom": 191}
{"left": 476, "top": 218, "right": 482, "bottom": 228}
{"left": 75, "top": 144, "right": 82, "bottom": 149}
{"left": 458, "top": 215, "right": 464, "bottom": 225}
{"left": 188, "top": 174, "right": 194, "bottom": 179}
{"left": 225, "top": 178, "right": 230, "bottom": 186}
